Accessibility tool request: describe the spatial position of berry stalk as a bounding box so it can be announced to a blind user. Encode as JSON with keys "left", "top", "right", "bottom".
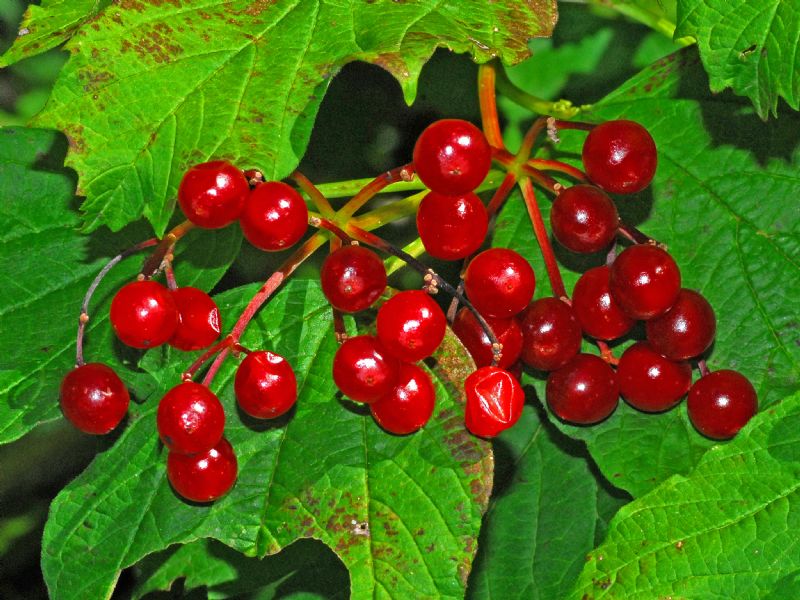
{"left": 518, "top": 177, "right": 568, "bottom": 299}
{"left": 75, "top": 238, "right": 158, "bottom": 366}
{"left": 478, "top": 62, "right": 505, "bottom": 150}
{"left": 339, "top": 164, "right": 415, "bottom": 219}
{"left": 139, "top": 220, "right": 194, "bottom": 279}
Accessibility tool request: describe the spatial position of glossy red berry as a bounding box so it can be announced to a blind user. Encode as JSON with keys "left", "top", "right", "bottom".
{"left": 413, "top": 119, "right": 492, "bottom": 195}
{"left": 168, "top": 287, "right": 221, "bottom": 351}
{"left": 320, "top": 245, "right": 387, "bottom": 313}
{"left": 377, "top": 290, "right": 446, "bottom": 363}
{"left": 646, "top": 289, "right": 716, "bottom": 360}
{"left": 546, "top": 353, "right": 619, "bottom": 425}
{"left": 178, "top": 161, "right": 250, "bottom": 229}
{"left": 687, "top": 370, "right": 758, "bottom": 440}
{"left": 464, "top": 366, "right": 525, "bottom": 438}
{"left": 519, "top": 297, "right": 582, "bottom": 371}
{"left": 582, "top": 120, "right": 657, "bottom": 194}
{"left": 370, "top": 363, "right": 436, "bottom": 435}
{"left": 617, "top": 342, "right": 692, "bottom": 412}
{"left": 333, "top": 335, "right": 400, "bottom": 403}
{"left": 167, "top": 437, "right": 238, "bottom": 503}
{"left": 551, "top": 185, "right": 619, "bottom": 253}
{"left": 452, "top": 307, "right": 522, "bottom": 369}
{"left": 157, "top": 382, "right": 225, "bottom": 455}
{"left": 60, "top": 363, "right": 130, "bottom": 434}
{"left": 464, "top": 248, "right": 535, "bottom": 318}
{"left": 416, "top": 191, "right": 488, "bottom": 260}
{"left": 110, "top": 280, "right": 179, "bottom": 349}
{"left": 609, "top": 244, "right": 681, "bottom": 320}
{"left": 239, "top": 181, "right": 309, "bottom": 251}
{"left": 234, "top": 351, "right": 298, "bottom": 419}
{"left": 572, "top": 266, "right": 635, "bottom": 341}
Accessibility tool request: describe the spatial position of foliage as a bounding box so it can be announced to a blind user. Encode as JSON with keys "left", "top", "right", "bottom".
{"left": 1, "top": 0, "right": 798, "bottom": 598}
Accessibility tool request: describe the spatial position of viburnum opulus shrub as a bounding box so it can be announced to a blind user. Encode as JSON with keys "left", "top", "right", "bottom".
{"left": 1, "top": 0, "right": 799, "bottom": 598}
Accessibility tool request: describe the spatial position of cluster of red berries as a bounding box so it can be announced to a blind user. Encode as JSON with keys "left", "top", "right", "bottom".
{"left": 541, "top": 121, "right": 756, "bottom": 439}
{"left": 60, "top": 164, "right": 311, "bottom": 502}
{"left": 59, "top": 114, "right": 758, "bottom": 506}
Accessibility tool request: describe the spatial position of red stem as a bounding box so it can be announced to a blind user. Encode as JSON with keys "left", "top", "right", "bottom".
{"left": 292, "top": 170, "right": 335, "bottom": 218}
{"left": 478, "top": 63, "right": 505, "bottom": 150}
{"left": 698, "top": 359, "right": 711, "bottom": 377}
{"left": 518, "top": 178, "right": 567, "bottom": 299}
{"left": 182, "top": 336, "right": 234, "bottom": 381}
{"left": 486, "top": 172, "right": 518, "bottom": 218}
{"left": 340, "top": 164, "right": 414, "bottom": 219}
{"left": 140, "top": 220, "right": 194, "bottom": 278}
{"left": 551, "top": 120, "right": 595, "bottom": 132}
{"left": 596, "top": 340, "right": 619, "bottom": 366}
{"left": 201, "top": 233, "right": 327, "bottom": 386}
{"left": 528, "top": 159, "right": 588, "bottom": 182}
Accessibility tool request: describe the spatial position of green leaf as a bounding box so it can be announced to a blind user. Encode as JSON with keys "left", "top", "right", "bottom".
{"left": 0, "top": 0, "right": 111, "bottom": 68}
{"left": 41, "top": 279, "right": 492, "bottom": 600}
{"left": 572, "top": 390, "right": 800, "bottom": 598}
{"left": 467, "top": 405, "right": 627, "bottom": 599}
{"left": 493, "top": 48, "right": 800, "bottom": 498}
{"left": 0, "top": 127, "right": 241, "bottom": 446}
{"left": 30, "top": 0, "right": 557, "bottom": 236}
{"left": 676, "top": 0, "right": 800, "bottom": 117}
{"left": 134, "top": 538, "right": 349, "bottom": 599}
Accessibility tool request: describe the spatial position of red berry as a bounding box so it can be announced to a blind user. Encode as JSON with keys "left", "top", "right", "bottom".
{"left": 413, "top": 119, "right": 492, "bottom": 195}
{"left": 452, "top": 307, "right": 522, "bottom": 369}
{"left": 582, "top": 120, "right": 657, "bottom": 194}
{"left": 551, "top": 185, "right": 619, "bottom": 254}
{"left": 646, "top": 289, "right": 716, "bottom": 360}
{"left": 464, "top": 248, "right": 535, "bottom": 318}
{"left": 464, "top": 366, "right": 525, "bottom": 438}
{"left": 178, "top": 161, "right": 249, "bottom": 229}
{"left": 239, "top": 181, "right": 309, "bottom": 251}
{"left": 416, "top": 191, "right": 488, "bottom": 260}
{"left": 157, "top": 382, "right": 225, "bottom": 455}
{"left": 546, "top": 353, "right": 619, "bottom": 425}
{"left": 370, "top": 363, "right": 436, "bottom": 435}
{"left": 60, "top": 363, "right": 130, "bottom": 434}
{"left": 572, "top": 266, "right": 635, "bottom": 341}
{"left": 234, "top": 351, "right": 298, "bottom": 419}
{"left": 376, "top": 290, "right": 446, "bottom": 363}
{"left": 687, "top": 370, "right": 758, "bottom": 440}
{"left": 168, "top": 287, "right": 221, "bottom": 351}
{"left": 167, "top": 437, "right": 238, "bottom": 503}
{"left": 609, "top": 244, "right": 681, "bottom": 320}
{"left": 320, "top": 245, "right": 387, "bottom": 313}
{"left": 110, "top": 280, "right": 179, "bottom": 349}
{"left": 519, "top": 297, "right": 582, "bottom": 371}
{"left": 617, "top": 342, "right": 692, "bottom": 412}
{"left": 332, "top": 335, "right": 400, "bottom": 403}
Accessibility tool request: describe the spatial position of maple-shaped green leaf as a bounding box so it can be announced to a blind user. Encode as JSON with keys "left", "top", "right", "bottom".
{"left": 466, "top": 405, "right": 628, "bottom": 599}
{"left": 571, "top": 390, "right": 800, "bottom": 599}
{"left": 493, "top": 48, "right": 800, "bottom": 498}
{"left": 675, "top": 0, "right": 800, "bottom": 117}
{"left": 41, "top": 278, "right": 492, "bottom": 600}
{"left": 134, "top": 538, "right": 349, "bottom": 598}
{"left": 0, "top": 0, "right": 111, "bottom": 67}
{"left": 0, "top": 127, "right": 241, "bottom": 446}
{"left": 28, "top": 0, "right": 556, "bottom": 236}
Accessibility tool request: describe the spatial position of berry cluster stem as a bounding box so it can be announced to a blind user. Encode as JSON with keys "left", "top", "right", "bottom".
{"left": 339, "top": 164, "right": 415, "bottom": 219}
{"left": 478, "top": 62, "right": 505, "bottom": 150}
{"left": 75, "top": 238, "right": 159, "bottom": 366}
{"left": 518, "top": 178, "right": 567, "bottom": 299}
{"left": 201, "top": 232, "right": 328, "bottom": 386}
{"left": 140, "top": 220, "right": 194, "bottom": 279}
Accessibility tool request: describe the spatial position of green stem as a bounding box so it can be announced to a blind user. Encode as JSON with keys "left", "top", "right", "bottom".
{"left": 494, "top": 63, "right": 591, "bottom": 119}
